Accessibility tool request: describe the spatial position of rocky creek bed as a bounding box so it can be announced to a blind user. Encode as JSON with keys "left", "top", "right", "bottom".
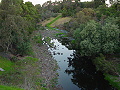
{"left": 33, "top": 29, "right": 62, "bottom": 90}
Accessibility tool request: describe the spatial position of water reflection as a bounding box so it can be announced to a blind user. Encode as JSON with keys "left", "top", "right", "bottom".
{"left": 65, "top": 54, "right": 113, "bottom": 90}
{"left": 48, "top": 38, "right": 114, "bottom": 90}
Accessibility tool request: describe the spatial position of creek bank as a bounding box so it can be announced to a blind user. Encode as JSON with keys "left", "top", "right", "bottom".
{"left": 93, "top": 54, "right": 120, "bottom": 89}
{"left": 33, "top": 29, "right": 62, "bottom": 90}
{"left": 41, "top": 15, "right": 118, "bottom": 89}
{"left": 0, "top": 29, "right": 61, "bottom": 90}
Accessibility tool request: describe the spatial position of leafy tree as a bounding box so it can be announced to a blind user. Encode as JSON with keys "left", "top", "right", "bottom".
{"left": 73, "top": 19, "right": 120, "bottom": 56}
{"left": 96, "top": 4, "right": 120, "bottom": 19}
{"left": 94, "top": 0, "right": 105, "bottom": 8}
{"left": 0, "top": 15, "right": 30, "bottom": 54}
{"left": 102, "top": 20, "right": 119, "bottom": 53}
{"left": 21, "top": 1, "right": 40, "bottom": 34}
{"left": 0, "top": 0, "right": 39, "bottom": 55}
{"left": 0, "top": 0, "right": 23, "bottom": 19}
{"left": 63, "top": 8, "right": 95, "bottom": 36}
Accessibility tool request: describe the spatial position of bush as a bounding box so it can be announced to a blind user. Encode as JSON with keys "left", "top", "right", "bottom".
{"left": 73, "top": 18, "right": 120, "bottom": 56}
{"left": 93, "top": 54, "right": 118, "bottom": 75}
{"left": 33, "top": 34, "right": 43, "bottom": 45}
{"left": 16, "top": 41, "right": 33, "bottom": 56}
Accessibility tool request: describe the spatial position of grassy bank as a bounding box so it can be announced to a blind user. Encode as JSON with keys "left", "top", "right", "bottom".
{"left": 46, "top": 15, "right": 62, "bottom": 28}
{"left": 0, "top": 56, "right": 14, "bottom": 75}
{"left": 104, "top": 74, "right": 120, "bottom": 89}
{"left": 0, "top": 56, "right": 24, "bottom": 90}
{"left": 50, "top": 17, "right": 71, "bottom": 27}
{"left": 0, "top": 55, "right": 49, "bottom": 90}
{"left": 93, "top": 54, "right": 120, "bottom": 89}
{"left": 0, "top": 85, "right": 24, "bottom": 90}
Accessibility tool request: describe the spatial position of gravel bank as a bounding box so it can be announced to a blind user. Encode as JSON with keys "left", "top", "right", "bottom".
{"left": 33, "top": 29, "right": 61, "bottom": 90}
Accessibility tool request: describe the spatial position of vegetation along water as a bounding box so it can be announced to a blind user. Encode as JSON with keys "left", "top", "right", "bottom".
{"left": 0, "top": 0, "right": 120, "bottom": 90}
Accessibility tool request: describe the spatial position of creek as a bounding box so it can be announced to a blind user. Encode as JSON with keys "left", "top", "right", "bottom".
{"left": 45, "top": 29, "right": 114, "bottom": 90}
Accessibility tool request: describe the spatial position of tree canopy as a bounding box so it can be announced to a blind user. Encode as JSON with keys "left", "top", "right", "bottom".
{"left": 0, "top": 0, "right": 40, "bottom": 55}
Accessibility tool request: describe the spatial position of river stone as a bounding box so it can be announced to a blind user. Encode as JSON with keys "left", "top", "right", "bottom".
{"left": 0, "top": 68, "right": 5, "bottom": 71}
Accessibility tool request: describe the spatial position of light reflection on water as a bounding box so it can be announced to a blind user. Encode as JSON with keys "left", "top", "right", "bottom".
{"left": 48, "top": 39, "right": 80, "bottom": 90}
{"left": 48, "top": 38, "right": 114, "bottom": 90}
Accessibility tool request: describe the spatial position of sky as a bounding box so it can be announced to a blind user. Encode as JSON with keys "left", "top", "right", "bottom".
{"left": 23, "top": 0, "right": 93, "bottom": 5}
{"left": 0, "top": 0, "right": 109, "bottom": 6}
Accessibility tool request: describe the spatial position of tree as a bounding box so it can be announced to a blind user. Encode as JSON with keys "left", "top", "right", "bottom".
{"left": 94, "top": 0, "right": 105, "bottom": 8}
{"left": 73, "top": 19, "right": 120, "bottom": 56}
{"left": 0, "top": 0, "right": 39, "bottom": 55}
{"left": 22, "top": 1, "right": 40, "bottom": 34}
{"left": 102, "top": 20, "right": 119, "bottom": 53}
{"left": 78, "top": 20, "right": 101, "bottom": 56}
{"left": 0, "top": 0, "right": 23, "bottom": 19}
{"left": 75, "top": 8, "right": 95, "bottom": 24}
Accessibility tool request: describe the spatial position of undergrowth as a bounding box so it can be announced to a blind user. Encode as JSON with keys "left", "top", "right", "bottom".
{"left": 104, "top": 74, "right": 120, "bottom": 89}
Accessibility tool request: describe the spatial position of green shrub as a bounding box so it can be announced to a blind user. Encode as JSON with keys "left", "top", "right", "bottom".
{"left": 33, "top": 34, "right": 43, "bottom": 44}
{"left": 16, "top": 41, "right": 33, "bottom": 56}
{"left": 73, "top": 18, "right": 120, "bottom": 56}
{"left": 93, "top": 54, "right": 117, "bottom": 75}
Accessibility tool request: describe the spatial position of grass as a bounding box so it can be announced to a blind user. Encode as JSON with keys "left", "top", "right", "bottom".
{"left": 56, "top": 33, "right": 65, "bottom": 36}
{"left": 46, "top": 15, "right": 62, "bottom": 28}
{"left": 41, "top": 87, "right": 49, "bottom": 90}
{"left": 33, "top": 34, "right": 43, "bottom": 44}
{"left": 0, "top": 57, "right": 24, "bottom": 90}
{"left": 32, "top": 32, "right": 43, "bottom": 46}
{"left": 104, "top": 74, "right": 120, "bottom": 89}
{"left": 41, "top": 17, "right": 55, "bottom": 26}
{"left": 55, "top": 33, "right": 68, "bottom": 38}
{"left": 0, "top": 56, "right": 14, "bottom": 75}
{"left": 0, "top": 85, "right": 24, "bottom": 90}
{"left": 42, "top": 15, "right": 71, "bottom": 28}
{"left": 51, "top": 17, "right": 71, "bottom": 27}
{"left": 93, "top": 54, "right": 120, "bottom": 89}
{"left": 0, "top": 56, "right": 49, "bottom": 90}
{"left": 15, "top": 56, "right": 39, "bottom": 69}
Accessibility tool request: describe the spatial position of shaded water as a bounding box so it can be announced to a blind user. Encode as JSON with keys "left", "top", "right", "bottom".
{"left": 48, "top": 38, "right": 114, "bottom": 90}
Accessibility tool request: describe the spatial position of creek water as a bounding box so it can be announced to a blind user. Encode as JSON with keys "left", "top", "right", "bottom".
{"left": 47, "top": 37, "right": 114, "bottom": 90}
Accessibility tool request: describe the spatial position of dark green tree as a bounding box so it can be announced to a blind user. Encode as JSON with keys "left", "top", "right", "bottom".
{"left": 73, "top": 19, "right": 120, "bottom": 56}
{"left": 0, "top": 0, "right": 39, "bottom": 55}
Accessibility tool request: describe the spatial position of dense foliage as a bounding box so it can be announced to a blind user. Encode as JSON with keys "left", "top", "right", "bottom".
{"left": 74, "top": 18, "right": 120, "bottom": 56}
{"left": 0, "top": 0, "right": 120, "bottom": 89}
{"left": 40, "top": 0, "right": 120, "bottom": 56}
{"left": 0, "top": 0, "right": 40, "bottom": 55}
{"left": 54, "top": 1, "right": 120, "bottom": 56}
